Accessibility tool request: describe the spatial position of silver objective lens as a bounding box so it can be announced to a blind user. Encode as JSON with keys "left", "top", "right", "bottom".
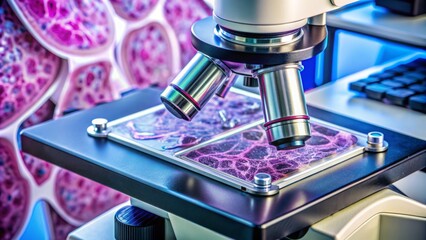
{"left": 161, "top": 53, "right": 230, "bottom": 121}
{"left": 256, "top": 63, "right": 311, "bottom": 150}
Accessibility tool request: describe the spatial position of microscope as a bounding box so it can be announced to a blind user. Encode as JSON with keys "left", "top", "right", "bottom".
{"left": 160, "top": 0, "right": 359, "bottom": 150}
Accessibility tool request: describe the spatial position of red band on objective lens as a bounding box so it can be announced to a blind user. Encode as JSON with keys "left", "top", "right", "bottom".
{"left": 264, "top": 115, "right": 310, "bottom": 128}
{"left": 170, "top": 84, "right": 201, "bottom": 110}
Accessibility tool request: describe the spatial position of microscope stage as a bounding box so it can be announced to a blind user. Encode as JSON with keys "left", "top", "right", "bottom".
{"left": 21, "top": 87, "right": 425, "bottom": 239}
{"left": 105, "top": 88, "right": 367, "bottom": 195}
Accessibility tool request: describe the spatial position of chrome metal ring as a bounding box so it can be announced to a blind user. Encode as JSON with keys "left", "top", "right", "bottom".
{"left": 215, "top": 26, "right": 303, "bottom": 47}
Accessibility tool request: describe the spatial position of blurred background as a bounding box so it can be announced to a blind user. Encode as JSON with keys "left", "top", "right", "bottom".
{"left": 0, "top": 0, "right": 422, "bottom": 239}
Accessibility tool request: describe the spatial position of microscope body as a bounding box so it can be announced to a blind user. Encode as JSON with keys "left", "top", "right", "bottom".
{"left": 161, "top": 0, "right": 358, "bottom": 150}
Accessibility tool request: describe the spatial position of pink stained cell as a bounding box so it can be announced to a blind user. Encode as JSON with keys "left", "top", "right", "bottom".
{"left": 20, "top": 153, "right": 53, "bottom": 186}
{"left": 20, "top": 100, "right": 54, "bottom": 185}
{"left": 21, "top": 99, "right": 55, "bottom": 128}
{"left": 122, "top": 22, "right": 173, "bottom": 88}
{"left": 181, "top": 124, "right": 358, "bottom": 182}
{"left": 48, "top": 203, "right": 77, "bottom": 240}
{"left": 13, "top": 0, "right": 114, "bottom": 55}
{"left": 0, "top": 2, "right": 61, "bottom": 129}
{"left": 61, "top": 61, "right": 113, "bottom": 111}
{"left": 164, "top": 0, "right": 211, "bottom": 66}
{"left": 109, "top": 0, "right": 159, "bottom": 21}
{"left": 54, "top": 170, "right": 128, "bottom": 222}
{"left": 0, "top": 139, "right": 29, "bottom": 240}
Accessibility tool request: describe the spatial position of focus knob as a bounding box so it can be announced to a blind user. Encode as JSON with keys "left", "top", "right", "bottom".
{"left": 114, "top": 206, "right": 164, "bottom": 240}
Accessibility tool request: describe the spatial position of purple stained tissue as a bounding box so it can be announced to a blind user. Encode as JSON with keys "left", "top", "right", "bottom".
{"left": 13, "top": 0, "right": 114, "bottom": 55}
{"left": 180, "top": 124, "right": 358, "bottom": 182}
{"left": 111, "top": 91, "right": 264, "bottom": 153}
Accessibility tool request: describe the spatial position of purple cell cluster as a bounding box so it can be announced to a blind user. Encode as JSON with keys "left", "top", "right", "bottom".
{"left": 0, "top": 0, "right": 235, "bottom": 238}
{"left": 181, "top": 124, "right": 358, "bottom": 182}
{"left": 60, "top": 61, "right": 113, "bottom": 111}
{"left": 21, "top": 154, "right": 53, "bottom": 186}
{"left": 21, "top": 99, "right": 55, "bottom": 128}
{"left": 0, "top": 3, "right": 61, "bottom": 128}
{"left": 164, "top": 0, "right": 211, "bottom": 66}
{"left": 48, "top": 203, "right": 77, "bottom": 240}
{"left": 54, "top": 169, "right": 128, "bottom": 222}
{"left": 122, "top": 22, "right": 172, "bottom": 88}
{"left": 13, "top": 0, "right": 114, "bottom": 55}
{"left": 111, "top": 92, "right": 263, "bottom": 153}
{"left": 20, "top": 100, "right": 55, "bottom": 185}
{"left": 0, "top": 139, "right": 29, "bottom": 240}
{"left": 110, "top": 0, "right": 159, "bottom": 21}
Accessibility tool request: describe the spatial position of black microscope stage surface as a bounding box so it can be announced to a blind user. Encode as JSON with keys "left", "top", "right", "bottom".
{"left": 21, "top": 88, "right": 426, "bottom": 240}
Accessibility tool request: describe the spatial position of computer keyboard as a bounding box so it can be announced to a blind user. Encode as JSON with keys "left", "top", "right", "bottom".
{"left": 349, "top": 58, "right": 426, "bottom": 113}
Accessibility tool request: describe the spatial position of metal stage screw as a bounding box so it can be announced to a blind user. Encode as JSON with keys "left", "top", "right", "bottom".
{"left": 254, "top": 173, "right": 272, "bottom": 189}
{"left": 365, "top": 131, "right": 389, "bottom": 152}
{"left": 92, "top": 118, "right": 108, "bottom": 133}
{"left": 87, "top": 118, "right": 110, "bottom": 138}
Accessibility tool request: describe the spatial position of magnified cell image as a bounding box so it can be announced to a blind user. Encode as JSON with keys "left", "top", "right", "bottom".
{"left": 110, "top": 92, "right": 263, "bottom": 153}
{"left": 21, "top": 154, "right": 53, "bottom": 186}
{"left": 54, "top": 169, "right": 128, "bottom": 222}
{"left": 0, "top": 139, "right": 29, "bottom": 240}
{"left": 121, "top": 22, "right": 173, "bottom": 88}
{"left": 11, "top": 0, "right": 114, "bottom": 55}
{"left": 20, "top": 101, "right": 55, "bottom": 186}
{"left": 180, "top": 124, "right": 358, "bottom": 182}
{"left": 110, "top": 0, "right": 159, "bottom": 21}
{"left": 164, "top": 0, "right": 211, "bottom": 66}
{"left": 48, "top": 203, "right": 77, "bottom": 240}
{"left": 0, "top": 3, "right": 61, "bottom": 129}
{"left": 59, "top": 61, "right": 113, "bottom": 112}
{"left": 0, "top": 0, "right": 245, "bottom": 239}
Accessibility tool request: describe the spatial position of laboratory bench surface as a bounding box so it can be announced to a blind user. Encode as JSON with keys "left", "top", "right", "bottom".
{"left": 21, "top": 88, "right": 426, "bottom": 239}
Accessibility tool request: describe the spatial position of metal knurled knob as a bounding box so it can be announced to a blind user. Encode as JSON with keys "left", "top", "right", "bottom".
{"left": 115, "top": 206, "right": 164, "bottom": 240}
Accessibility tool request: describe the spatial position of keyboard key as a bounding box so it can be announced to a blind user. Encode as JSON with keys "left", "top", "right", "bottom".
{"left": 412, "top": 58, "right": 426, "bottom": 67}
{"left": 349, "top": 78, "right": 381, "bottom": 92}
{"left": 409, "top": 95, "right": 426, "bottom": 113}
{"left": 361, "top": 77, "right": 381, "bottom": 84}
{"left": 401, "top": 63, "right": 418, "bottom": 71}
{"left": 381, "top": 80, "right": 405, "bottom": 88}
{"left": 418, "top": 67, "right": 426, "bottom": 75}
{"left": 349, "top": 81, "right": 369, "bottom": 92}
{"left": 404, "top": 72, "right": 426, "bottom": 81}
{"left": 369, "top": 72, "right": 394, "bottom": 80}
{"left": 385, "top": 66, "right": 410, "bottom": 75}
{"left": 386, "top": 89, "right": 416, "bottom": 106}
{"left": 393, "top": 76, "right": 419, "bottom": 85}
{"left": 409, "top": 84, "right": 426, "bottom": 93}
{"left": 365, "top": 84, "right": 393, "bottom": 100}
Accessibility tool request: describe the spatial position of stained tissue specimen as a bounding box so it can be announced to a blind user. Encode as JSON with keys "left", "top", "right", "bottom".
{"left": 13, "top": 0, "right": 114, "bottom": 55}
{"left": 60, "top": 61, "right": 113, "bottom": 111}
{"left": 164, "top": 0, "right": 211, "bottom": 66}
{"left": 122, "top": 22, "right": 173, "bottom": 88}
{"left": 48, "top": 203, "right": 77, "bottom": 240}
{"left": 111, "top": 92, "right": 263, "bottom": 153}
{"left": 0, "top": 139, "right": 29, "bottom": 240}
{"left": 0, "top": 2, "right": 61, "bottom": 128}
{"left": 110, "top": 0, "right": 159, "bottom": 21}
{"left": 21, "top": 153, "right": 53, "bottom": 186}
{"left": 21, "top": 99, "right": 55, "bottom": 128}
{"left": 181, "top": 124, "right": 358, "bottom": 182}
{"left": 20, "top": 100, "right": 55, "bottom": 185}
{"left": 54, "top": 170, "right": 128, "bottom": 222}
